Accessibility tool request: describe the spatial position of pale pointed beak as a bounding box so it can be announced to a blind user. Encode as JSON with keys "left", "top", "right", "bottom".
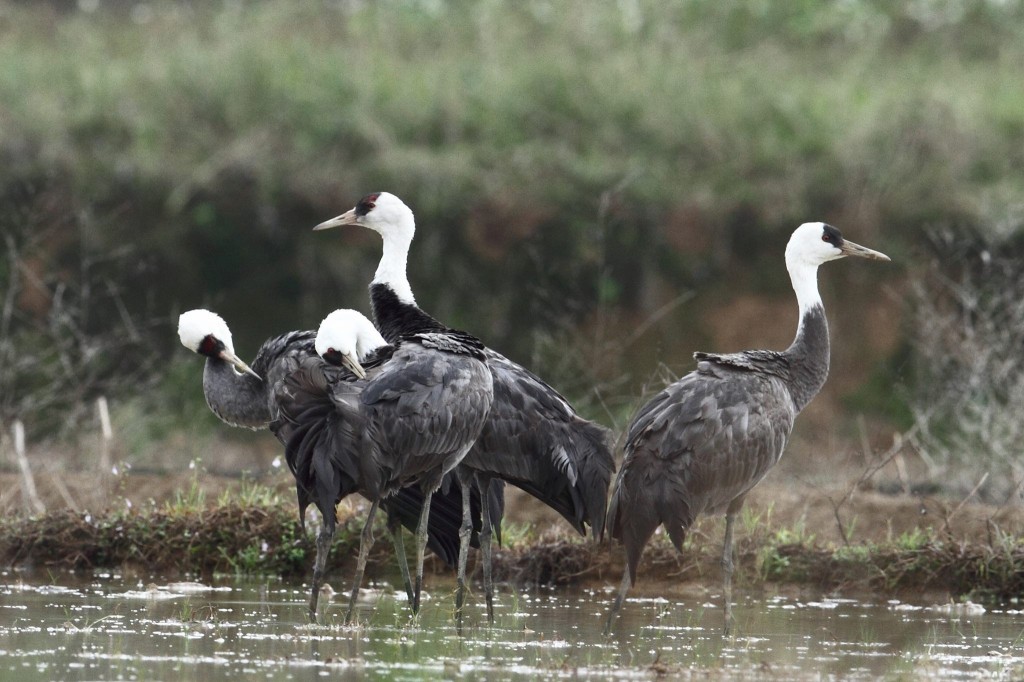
{"left": 340, "top": 352, "right": 367, "bottom": 379}
{"left": 312, "top": 208, "right": 359, "bottom": 231}
{"left": 840, "top": 240, "right": 890, "bottom": 261}
{"left": 219, "top": 349, "right": 261, "bottom": 380}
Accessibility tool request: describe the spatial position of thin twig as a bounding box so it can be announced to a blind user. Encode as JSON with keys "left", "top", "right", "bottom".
{"left": 825, "top": 426, "right": 917, "bottom": 546}
{"left": 892, "top": 452, "right": 910, "bottom": 496}
{"left": 622, "top": 291, "right": 695, "bottom": 349}
{"left": 47, "top": 468, "right": 80, "bottom": 512}
{"left": 941, "top": 472, "right": 989, "bottom": 536}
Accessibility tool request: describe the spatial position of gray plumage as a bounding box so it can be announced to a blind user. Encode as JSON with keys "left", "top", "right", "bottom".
{"left": 607, "top": 305, "right": 827, "bottom": 583}
{"left": 313, "top": 192, "right": 616, "bottom": 544}
{"left": 467, "top": 350, "right": 614, "bottom": 537}
{"left": 603, "top": 222, "right": 889, "bottom": 634}
{"left": 177, "top": 310, "right": 500, "bottom": 585}
{"left": 274, "top": 316, "right": 494, "bottom": 622}
{"left": 289, "top": 332, "right": 494, "bottom": 504}
{"left": 201, "top": 361, "right": 270, "bottom": 429}
{"left": 312, "top": 191, "right": 613, "bottom": 623}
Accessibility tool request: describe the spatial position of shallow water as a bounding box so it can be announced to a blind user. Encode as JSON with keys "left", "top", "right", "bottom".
{"left": 2, "top": 571, "right": 1023, "bottom": 680}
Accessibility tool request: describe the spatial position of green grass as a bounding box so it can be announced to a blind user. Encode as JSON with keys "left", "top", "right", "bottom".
{"left": 4, "top": 1, "right": 1022, "bottom": 329}
{"left": 5, "top": 0, "right": 1024, "bottom": 452}
{"left": 4, "top": 492, "right": 1024, "bottom": 603}
{"left": 0, "top": 481, "right": 315, "bottom": 576}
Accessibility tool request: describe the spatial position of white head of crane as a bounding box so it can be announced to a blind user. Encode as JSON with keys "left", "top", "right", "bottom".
{"left": 785, "top": 222, "right": 890, "bottom": 323}
{"left": 312, "top": 192, "right": 417, "bottom": 306}
{"left": 177, "top": 309, "right": 260, "bottom": 379}
{"left": 314, "top": 308, "right": 388, "bottom": 379}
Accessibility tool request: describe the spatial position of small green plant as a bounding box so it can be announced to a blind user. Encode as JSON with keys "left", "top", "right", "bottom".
{"left": 895, "top": 527, "right": 933, "bottom": 551}
{"left": 756, "top": 517, "right": 817, "bottom": 581}
{"left": 740, "top": 503, "right": 770, "bottom": 536}
{"left": 218, "top": 479, "right": 282, "bottom": 508}
{"left": 166, "top": 459, "right": 207, "bottom": 513}
{"left": 770, "top": 516, "right": 814, "bottom": 546}
{"left": 841, "top": 514, "right": 859, "bottom": 542}
{"left": 833, "top": 544, "right": 872, "bottom": 563}
{"left": 224, "top": 540, "right": 267, "bottom": 574}
{"left": 275, "top": 523, "right": 309, "bottom": 575}
{"left": 758, "top": 544, "right": 790, "bottom": 580}
{"left": 497, "top": 521, "right": 535, "bottom": 549}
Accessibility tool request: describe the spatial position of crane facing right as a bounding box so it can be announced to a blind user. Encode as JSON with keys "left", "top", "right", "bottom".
{"left": 603, "top": 222, "right": 890, "bottom": 636}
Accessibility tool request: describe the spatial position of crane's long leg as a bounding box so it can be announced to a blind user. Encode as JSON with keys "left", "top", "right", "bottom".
{"left": 454, "top": 469, "right": 474, "bottom": 631}
{"left": 412, "top": 491, "right": 433, "bottom": 615}
{"left": 722, "top": 504, "right": 740, "bottom": 636}
{"left": 308, "top": 519, "right": 336, "bottom": 624}
{"left": 344, "top": 499, "right": 380, "bottom": 625}
{"left": 479, "top": 477, "right": 495, "bottom": 625}
{"left": 603, "top": 570, "right": 632, "bottom": 636}
{"left": 387, "top": 513, "right": 415, "bottom": 605}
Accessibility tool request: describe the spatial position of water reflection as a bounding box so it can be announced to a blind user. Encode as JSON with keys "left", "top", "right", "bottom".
{"left": 1, "top": 571, "right": 1022, "bottom": 680}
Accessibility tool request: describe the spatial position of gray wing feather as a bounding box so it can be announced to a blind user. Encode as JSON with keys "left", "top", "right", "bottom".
{"left": 271, "top": 356, "right": 366, "bottom": 526}
{"left": 693, "top": 349, "right": 790, "bottom": 379}
{"left": 252, "top": 329, "right": 318, "bottom": 422}
{"left": 609, "top": 367, "right": 795, "bottom": 582}
{"left": 460, "top": 349, "right": 615, "bottom": 537}
{"left": 358, "top": 343, "right": 493, "bottom": 492}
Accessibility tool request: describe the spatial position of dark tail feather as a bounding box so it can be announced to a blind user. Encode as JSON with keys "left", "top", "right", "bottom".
{"left": 507, "top": 478, "right": 587, "bottom": 535}
{"left": 660, "top": 501, "right": 691, "bottom": 555}
{"left": 503, "top": 421, "right": 614, "bottom": 538}
{"left": 607, "top": 467, "right": 690, "bottom": 584}
{"left": 621, "top": 506, "right": 660, "bottom": 585}
{"left": 574, "top": 420, "right": 615, "bottom": 538}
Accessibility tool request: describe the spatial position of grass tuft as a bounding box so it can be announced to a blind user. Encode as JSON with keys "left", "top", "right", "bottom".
{"left": 4, "top": 490, "right": 1024, "bottom": 602}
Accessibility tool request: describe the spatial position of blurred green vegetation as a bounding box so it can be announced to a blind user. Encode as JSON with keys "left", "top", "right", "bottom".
{"left": 2, "top": 0, "right": 1023, "bottom": 445}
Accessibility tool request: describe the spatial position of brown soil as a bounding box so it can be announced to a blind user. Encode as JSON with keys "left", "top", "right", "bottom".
{"left": 4, "top": 456, "right": 1024, "bottom": 601}
{"left": 4, "top": 460, "right": 1021, "bottom": 550}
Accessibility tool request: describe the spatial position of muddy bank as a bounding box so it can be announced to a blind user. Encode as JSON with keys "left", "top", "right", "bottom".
{"left": 3, "top": 478, "right": 1023, "bottom": 605}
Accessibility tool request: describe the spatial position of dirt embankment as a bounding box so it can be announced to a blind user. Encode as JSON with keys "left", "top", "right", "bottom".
{"left": 3, "top": 464, "right": 1024, "bottom": 603}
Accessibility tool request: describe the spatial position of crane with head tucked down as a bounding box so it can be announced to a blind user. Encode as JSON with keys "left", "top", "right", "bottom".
{"left": 275, "top": 307, "right": 493, "bottom": 623}
{"left": 313, "top": 192, "right": 616, "bottom": 623}
{"left": 177, "top": 309, "right": 501, "bottom": 623}
{"left": 601, "top": 222, "right": 889, "bottom": 634}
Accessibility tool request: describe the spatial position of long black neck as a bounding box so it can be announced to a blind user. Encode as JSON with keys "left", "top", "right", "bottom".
{"left": 782, "top": 304, "right": 830, "bottom": 413}
{"left": 370, "top": 282, "right": 447, "bottom": 343}
{"left": 202, "top": 359, "right": 270, "bottom": 429}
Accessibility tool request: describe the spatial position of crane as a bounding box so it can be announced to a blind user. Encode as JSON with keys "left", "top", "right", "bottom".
{"left": 603, "top": 222, "right": 889, "bottom": 634}
{"left": 313, "top": 192, "right": 615, "bottom": 622}
{"left": 178, "top": 308, "right": 498, "bottom": 622}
